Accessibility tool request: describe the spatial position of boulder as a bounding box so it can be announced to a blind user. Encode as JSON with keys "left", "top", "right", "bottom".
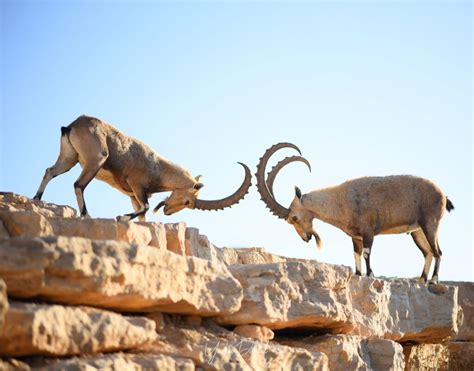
{"left": 165, "top": 223, "right": 186, "bottom": 255}
{"left": 350, "top": 276, "right": 461, "bottom": 342}
{"left": 0, "top": 236, "right": 242, "bottom": 315}
{"left": 185, "top": 227, "right": 219, "bottom": 261}
{"left": 0, "top": 301, "right": 156, "bottom": 357}
{"left": 0, "top": 192, "right": 76, "bottom": 218}
{"left": 217, "top": 247, "right": 286, "bottom": 265}
{"left": 217, "top": 261, "right": 354, "bottom": 332}
{"left": 279, "top": 334, "right": 404, "bottom": 371}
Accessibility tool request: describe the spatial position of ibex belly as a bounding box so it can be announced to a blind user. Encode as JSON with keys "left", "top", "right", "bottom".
{"left": 380, "top": 223, "right": 419, "bottom": 235}
{"left": 96, "top": 168, "right": 134, "bottom": 196}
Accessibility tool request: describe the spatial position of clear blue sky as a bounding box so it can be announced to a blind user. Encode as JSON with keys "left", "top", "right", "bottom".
{"left": 1, "top": 1, "right": 472, "bottom": 281}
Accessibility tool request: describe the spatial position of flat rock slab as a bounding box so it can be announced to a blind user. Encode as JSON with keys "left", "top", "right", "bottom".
{"left": 0, "top": 192, "right": 76, "bottom": 218}
{"left": 279, "top": 334, "right": 404, "bottom": 371}
{"left": 217, "top": 261, "right": 354, "bottom": 332}
{"left": 144, "top": 315, "right": 328, "bottom": 371}
{"left": 0, "top": 236, "right": 242, "bottom": 315}
{"left": 23, "top": 352, "right": 195, "bottom": 370}
{"left": 0, "top": 210, "right": 166, "bottom": 249}
{"left": 0, "top": 301, "right": 156, "bottom": 357}
{"left": 350, "top": 276, "right": 461, "bottom": 342}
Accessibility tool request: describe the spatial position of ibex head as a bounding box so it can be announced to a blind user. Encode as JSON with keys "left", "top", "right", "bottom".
{"left": 256, "top": 143, "right": 322, "bottom": 249}
{"left": 154, "top": 162, "right": 252, "bottom": 215}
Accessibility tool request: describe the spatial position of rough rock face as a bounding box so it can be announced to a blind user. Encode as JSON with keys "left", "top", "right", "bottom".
{"left": 444, "top": 281, "right": 474, "bottom": 341}
{"left": 0, "top": 301, "right": 157, "bottom": 357}
{"left": 25, "top": 353, "right": 195, "bottom": 370}
{"left": 0, "top": 279, "right": 8, "bottom": 332}
{"left": 144, "top": 315, "right": 328, "bottom": 371}
{"left": 280, "top": 334, "right": 404, "bottom": 371}
{"left": 0, "top": 210, "right": 166, "bottom": 249}
{"left": 233, "top": 325, "right": 275, "bottom": 342}
{"left": 164, "top": 222, "right": 187, "bottom": 255}
{"left": 0, "top": 192, "right": 76, "bottom": 218}
{"left": 218, "top": 261, "right": 354, "bottom": 332}
{"left": 0, "top": 236, "right": 242, "bottom": 315}
{"left": 349, "top": 276, "right": 461, "bottom": 343}
{"left": 218, "top": 247, "right": 286, "bottom": 265}
{"left": 403, "top": 343, "right": 449, "bottom": 370}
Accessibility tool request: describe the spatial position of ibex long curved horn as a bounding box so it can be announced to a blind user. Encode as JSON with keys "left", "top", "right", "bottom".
{"left": 256, "top": 142, "right": 308, "bottom": 219}
{"left": 266, "top": 156, "right": 311, "bottom": 197}
{"left": 193, "top": 162, "right": 252, "bottom": 211}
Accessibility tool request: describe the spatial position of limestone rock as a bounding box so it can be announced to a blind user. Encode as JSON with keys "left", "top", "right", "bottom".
{"left": 444, "top": 281, "right": 474, "bottom": 341}
{"left": 403, "top": 343, "right": 449, "bottom": 370}
{"left": 218, "top": 261, "right": 354, "bottom": 331}
{"left": 234, "top": 325, "right": 274, "bottom": 342}
{"left": 0, "top": 210, "right": 164, "bottom": 248}
{"left": 0, "top": 221, "right": 10, "bottom": 239}
{"left": 0, "top": 192, "right": 76, "bottom": 218}
{"left": 0, "top": 301, "right": 156, "bottom": 357}
{"left": 350, "top": 276, "right": 461, "bottom": 342}
{"left": 0, "top": 279, "right": 8, "bottom": 332}
{"left": 0, "top": 236, "right": 242, "bottom": 315}
{"left": 0, "top": 358, "right": 30, "bottom": 370}
{"left": 165, "top": 223, "right": 186, "bottom": 255}
{"left": 24, "top": 352, "right": 195, "bottom": 370}
{"left": 219, "top": 247, "right": 286, "bottom": 265}
{"left": 185, "top": 227, "right": 219, "bottom": 261}
{"left": 280, "top": 334, "right": 404, "bottom": 371}
{"left": 136, "top": 221, "right": 167, "bottom": 250}
{"left": 144, "top": 315, "right": 328, "bottom": 370}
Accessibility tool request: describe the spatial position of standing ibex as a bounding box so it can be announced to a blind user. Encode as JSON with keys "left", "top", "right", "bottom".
{"left": 256, "top": 143, "right": 454, "bottom": 284}
{"left": 34, "top": 115, "right": 252, "bottom": 221}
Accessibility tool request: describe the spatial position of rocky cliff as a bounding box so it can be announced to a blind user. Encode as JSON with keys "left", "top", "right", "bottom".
{"left": 0, "top": 192, "right": 472, "bottom": 370}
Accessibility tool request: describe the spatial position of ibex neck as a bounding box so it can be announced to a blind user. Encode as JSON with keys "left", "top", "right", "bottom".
{"left": 302, "top": 189, "right": 345, "bottom": 229}
{"left": 152, "top": 156, "right": 196, "bottom": 191}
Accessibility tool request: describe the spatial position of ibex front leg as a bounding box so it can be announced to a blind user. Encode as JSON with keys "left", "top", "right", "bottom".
{"left": 117, "top": 187, "right": 149, "bottom": 222}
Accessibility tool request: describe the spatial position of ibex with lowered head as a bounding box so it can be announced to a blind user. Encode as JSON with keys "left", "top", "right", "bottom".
{"left": 34, "top": 115, "right": 251, "bottom": 221}
{"left": 256, "top": 143, "right": 453, "bottom": 284}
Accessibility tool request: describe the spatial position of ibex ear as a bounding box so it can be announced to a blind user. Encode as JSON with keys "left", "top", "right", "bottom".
{"left": 195, "top": 175, "right": 202, "bottom": 182}
{"left": 295, "top": 186, "right": 302, "bottom": 200}
{"left": 194, "top": 183, "right": 204, "bottom": 190}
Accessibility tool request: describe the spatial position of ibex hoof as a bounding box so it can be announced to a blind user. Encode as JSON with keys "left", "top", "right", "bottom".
{"left": 417, "top": 277, "right": 427, "bottom": 284}
{"left": 367, "top": 272, "right": 374, "bottom": 278}
{"left": 116, "top": 215, "right": 131, "bottom": 222}
{"left": 428, "top": 276, "right": 439, "bottom": 284}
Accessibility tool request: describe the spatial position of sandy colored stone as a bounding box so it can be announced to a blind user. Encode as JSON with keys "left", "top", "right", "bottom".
{"left": 0, "top": 236, "right": 242, "bottom": 315}
{"left": 350, "top": 276, "right": 461, "bottom": 342}
{"left": 218, "top": 261, "right": 354, "bottom": 331}
{"left": 185, "top": 227, "right": 219, "bottom": 261}
{"left": 165, "top": 223, "right": 186, "bottom": 255}
{"left": 280, "top": 334, "right": 404, "bottom": 371}
{"left": 444, "top": 281, "right": 474, "bottom": 341}
{"left": 0, "top": 358, "right": 30, "bottom": 370}
{"left": 403, "top": 343, "right": 449, "bottom": 370}
{"left": 0, "top": 210, "right": 159, "bottom": 247}
{"left": 144, "top": 315, "right": 328, "bottom": 370}
{"left": 25, "top": 352, "right": 194, "bottom": 370}
{"left": 233, "top": 325, "right": 274, "bottom": 342}
{"left": 0, "top": 192, "right": 76, "bottom": 218}
{"left": 0, "top": 301, "right": 156, "bottom": 357}
{"left": 219, "top": 247, "right": 286, "bottom": 265}
{"left": 136, "top": 221, "right": 167, "bottom": 249}
{"left": 0, "top": 279, "right": 8, "bottom": 332}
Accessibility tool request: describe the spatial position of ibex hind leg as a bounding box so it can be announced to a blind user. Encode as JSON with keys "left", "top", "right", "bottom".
{"left": 34, "top": 128, "right": 78, "bottom": 200}
{"left": 419, "top": 222, "right": 442, "bottom": 284}
{"left": 411, "top": 229, "right": 433, "bottom": 284}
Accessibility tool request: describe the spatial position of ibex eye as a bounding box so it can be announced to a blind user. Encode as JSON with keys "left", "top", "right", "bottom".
{"left": 185, "top": 200, "right": 190, "bottom": 206}
{"left": 292, "top": 216, "right": 298, "bottom": 222}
